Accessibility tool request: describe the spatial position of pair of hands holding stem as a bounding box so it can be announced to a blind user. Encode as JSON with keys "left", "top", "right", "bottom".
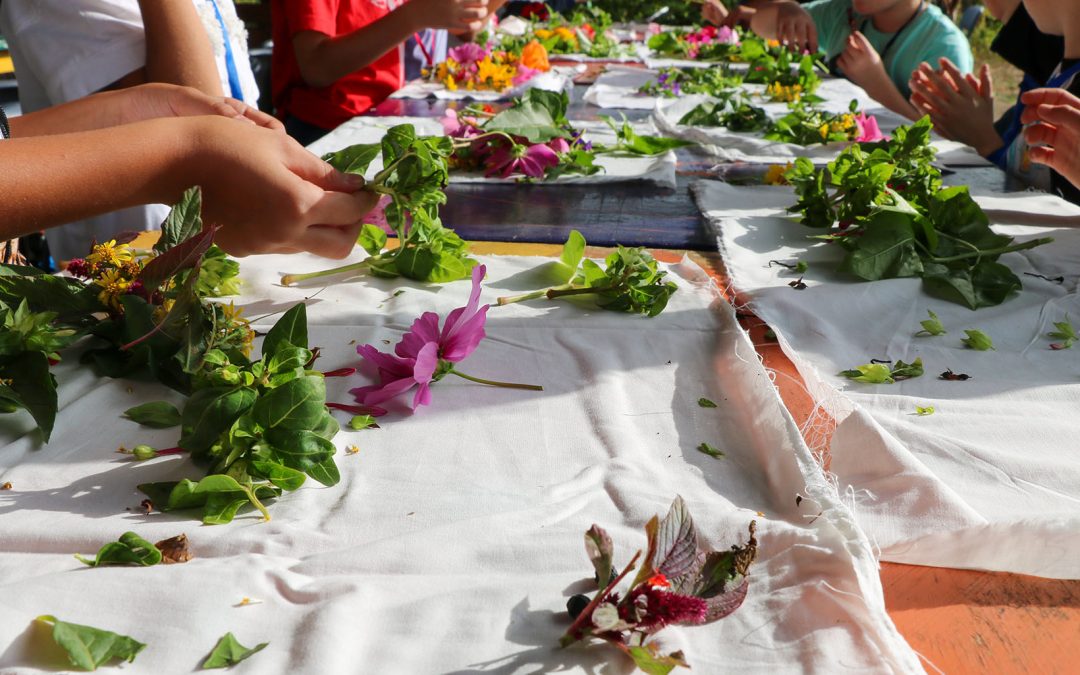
{"left": 2, "top": 83, "right": 379, "bottom": 259}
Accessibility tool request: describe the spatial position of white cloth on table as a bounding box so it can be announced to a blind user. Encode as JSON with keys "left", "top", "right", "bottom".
{"left": 0, "top": 0, "right": 260, "bottom": 261}
{"left": 306, "top": 116, "right": 679, "bottom": 190}
{"left": 653, "top": 94, "right": 986, "bottom": 167}
{"left": 390, "top": 66, "right": 580, "bottom": 102}
{"left": 693, "top": 180, "right": 1080, "bottom": 579}
{"left": 0, "top": 254, "right": 921, "bottom": 673}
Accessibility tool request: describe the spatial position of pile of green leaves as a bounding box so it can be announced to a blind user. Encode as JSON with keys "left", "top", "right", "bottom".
{"left": 748, "top": 48, "right": 824, "bottom": 100}
{"left": 638, "top": 66, "right": 745, "bottom": 98}
{"left": 496, "top": 230, "right": 678, "bottom": 317}
{"left": 598, "top": 114, "right": 694, "bottom": 155}
{"left": 764, "top": 100, "right": 868, "bottom": 145}
{"left": 841, "top": 358, "right": 923, "bottom": 384}
{"left": 559, "top": 496, "right": 757, "bottom": 673}
{"left": 0, "top": 188, "right": 247, "bottom": 440}
{"left": 134, "top": 304, "right": 342, "bottom": 524}
{"left": 315, "top": 124, "right": 477, "bottom": 284}
{"left": 677, "top": 91, "right": 769, "bottom": 131}
{"left": 785, "top": 117, "right": 1053, "bottom": 308}
{"left": 588, "top": 0, "right": 701, "bottom": 24}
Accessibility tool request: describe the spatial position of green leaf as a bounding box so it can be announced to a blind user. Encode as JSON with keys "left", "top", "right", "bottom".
{"left": 123, "top": 401, "right": 182, "bottom": 428}
{"left": 485, "top": 89, "right": 570, "bottom": 143}
{"left": 840, "top": 212, "right": 922, "bottom": 281}
{"left": 915, "top": 310, "right": 946, "bottom": 336}
{"left": 252, "top": 376, "right": 326, "bottom": 430}
{"left": 250, "top": 460, "right": 307, "bottom": 491}
{"left": 264, "top": 428, "right": 336, "bottom": 471}
{"left": 890, "top": 357, "right": 924, "bottom": 380}
{"left": 305, "top": 456, "right": 341, "bottom": 487}
{"left": 262, "top": 304, "right": 308, "bottom": 358}
{"left": 348, "top": 414, "right": 378, "bottom": 430}
{"left": 357, "top": 224, "right": 388, "bottom": 256}
{"left": 840, "top": 363, "right": 894, "bottom": 384}
{"left": 584, "top": 524, "right": 614, "bottom": 591}
{"left": 155, "top": 186, "right": 204, "bottom": 252}
{"left": 180, "top": 386, "right": 258, "bottom": 452}
{"left": 0, "top": 352, "right": 58, "bottom": 440}
{"left": 137, "top": 226, "right": 217, "bottom": 296}
{"left": 35, "top": 615, "right": 145, "bottom": 671}
{"left": 915, "top": 405, "right": 935, "bottom": 416}
{"left": 697, "top": 398, "right": 717, "bottom": 408}
{"left": 322, "top": 143, "right": 381, "bottom": 175}
{"left": 201, "top": 632, "right": 268, "bottom": 669}
{"left": 624, "top": 645, "right": 689, "bottom": 675}
{"left": 1048, "top": 318, "right": 1077, "bottom": 349}
{"left": 962, "top": 329, "right": 994, "bottom": 351}
{"left": 394, "top": 246, "right": 437, "bottom": 281}
{"left": 922, "top": 261, "right": 1021, "bottom": 310}
{"left": 76, "top": 532, "right": 162, "bottom": 567}
{"left": 697, "top": 442, "right": 724, "bottom": 458}
{"left": 558, "top": 230, "right": 586, "bottom": 280}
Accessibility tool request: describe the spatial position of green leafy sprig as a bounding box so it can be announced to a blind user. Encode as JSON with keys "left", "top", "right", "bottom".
{"left": 785, "top": 118, "right": 1053, "bottom": 309}
{"left": 841, "top": 357, "right": 924, "bottom": 384}
{"left": 496, "top": 230, "right": 678, "bottom": 317}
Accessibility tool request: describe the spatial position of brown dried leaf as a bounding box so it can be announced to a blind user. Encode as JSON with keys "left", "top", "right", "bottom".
{"left": 154, "top": 534, "right": 192, "bottom": 564}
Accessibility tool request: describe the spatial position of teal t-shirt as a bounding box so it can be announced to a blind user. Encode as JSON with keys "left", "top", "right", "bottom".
{"left": 803, "top": 0, "right": 973, "bottom": 97}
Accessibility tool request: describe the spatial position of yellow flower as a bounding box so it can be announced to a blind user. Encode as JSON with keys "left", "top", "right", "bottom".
{"left": 94, "top": 268, "right": 131, "bottom": 310}
{"left": 554, "top": 27, "right": 576, "bottom": 42}
{"left": 766, "top": 82, "right": 802, "bottom": 103}
{"left": 476, "top": 57, "right": 515, "bottom": 91}
{"left": 445, "top": 75, "right": 458, "bottom": 91}
{"left": 535, "top": 28, "right": 553, "bottom": 39}
{"left": 819, "top": 123, "right": 829, "bottom": 140}
{"left": 87, "top": 239, "right": 134, "bottom": 267}
{"left": 763, "top": 163, "right": 793, "bottom": 185}
{"left": 766, "top": 39, "right": 781, "bottom": 48}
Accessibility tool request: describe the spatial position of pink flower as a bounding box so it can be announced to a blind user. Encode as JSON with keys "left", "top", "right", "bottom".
{"left": 715, "top": 26, "right": 739, "bottom": 45}
{"left": 364, "top": 194, "right": 395, "bottom": 234}
{"left": 441, "top": 109, "right": 463, "bottom": 136}
{"left": 855, "top": 112, "right": 886, "bottom": 142}
{"left": 484, "top": 142, "right": 559, "bottom": 179}
{"left": 351, "top": 265, "right": 489, "bottom": 409}
{"left": 512, "top": 65, "right": 541, "bottom": 87}
{"left": 548, "top": 137, "right": 571, "bottom": 154}
{"left": 448, "top": 43, "right": 487, "bottom": 66}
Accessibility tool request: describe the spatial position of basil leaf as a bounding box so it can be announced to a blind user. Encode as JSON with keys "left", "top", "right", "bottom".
{"left": 155, "top": 186, "right": 203, "bottom": 253}
{"left": 250, "top": 460, "right": 307, "bottom": 491}
{"left": 123, "top": 401, "right": 182, "bottom": 428}
{"left": 305, "top": 456, "right": 341, "bottom": 487}
{"left": 201, "top": 632, "right": 268, "bottom": 669}
{"left": 180, "top": 386, "right": 258, "bottom": 452}
{"left": 0, "top": 352, "right": 58, "bottom": 441}
{"left": 357, "top": 223, "right": 388, "bottom": 256}
{"left": 35, "top": 615, "right": 145, "bottom": 671}
{"left": 322, "top": 142, "right": 381, "bottom": 176}
{"left": 262, "top": 304, "right": 308, "bottom": 358}
{"left": 76, "top": 532, "right": 162, "bottom": 567}
{"left": 252, "top": 376, "right": 326, "bottom": 430}
{"left": 264, "top": 428, "right": 336, "bottom": 471}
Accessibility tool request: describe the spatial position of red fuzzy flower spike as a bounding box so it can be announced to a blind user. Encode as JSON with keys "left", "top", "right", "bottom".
{"left": 634, "top": 587, "right": 708, "bottom": 630}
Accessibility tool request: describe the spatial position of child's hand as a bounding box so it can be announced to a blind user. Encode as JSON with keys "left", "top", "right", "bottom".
{"left": 702, "top": 0, "right": 729, "bottom": 26}
{"left": 414, "top": 0, "right": 491, "bottom": 32}
{"left": 184, "top": 117, "right": 379, "bottom": 258}
{"left": 835, "top": 31, "right": 887, "bottom": 90}
{"left": 910, "top": 60, "right": 1000, "bottom": 156}
{"left": 1020, "top": 87, "right": 1080, "bottom": 190}
{"left": 775, "top": 3, "right": 818, "bottom": 53}
{"left": 121, "top": 83, "right": 282, "bottom": 130}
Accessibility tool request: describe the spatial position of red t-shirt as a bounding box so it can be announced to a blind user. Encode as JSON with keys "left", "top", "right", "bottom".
{"left": 272, "top": 0, "right": 405, "bottom": 130}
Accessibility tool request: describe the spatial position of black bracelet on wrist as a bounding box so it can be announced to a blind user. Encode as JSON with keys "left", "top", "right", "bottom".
{"left": 0, "top": 105, "right": 10, "bottom": 140}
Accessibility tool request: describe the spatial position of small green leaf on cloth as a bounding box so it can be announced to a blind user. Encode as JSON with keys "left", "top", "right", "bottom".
{"left": 697, "top": 442, "right": 724, "bottom": 459}
{"left": 915, "top": 405, "right": 935, "bottom": 416}
{"left": 201, "top": 632, "right": 268, "bottom": 669}
{"left": 122, "top": 401, "right": 182, "bottom": 428}
{"left": 961, "top": 329, "right": 994, "bottom": 351}
{"left": 915, "top": 310, "right": 946, "bottom": 336}
{"left": 35, "top": 615, "right": 146, "bottom": 671}
{"left": 697, "top": 398, "right": 718, "bottom": 408}
{"left": 75, "top": 532, "right": 162, "bottom": 567}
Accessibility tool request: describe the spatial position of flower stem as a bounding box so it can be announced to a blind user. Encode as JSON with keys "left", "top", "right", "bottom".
{"left": 496, "top": 283, "right": 574, "bottom": 306}
{"left": 281, "top": 260, "right": 371, "bottom": 286}
{"left": 242, "top": 486, "right": 272, "bottom": 522}
{"left": 449, "top": 369, "right": 543, "bottom": 391}
{"left": 156, "top": 447, "right": 185, "bottom": 457}
{"left": 925, "top": 237, "right": 1054, "bottom": 264}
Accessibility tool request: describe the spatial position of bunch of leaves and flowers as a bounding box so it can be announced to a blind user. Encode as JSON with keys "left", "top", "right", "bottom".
{"left": 496, "top": 230, "right": 678, "bottom": 317}
{"left": 133, "top": 303, "right": 365, "bottom": 524}
{"left": 589, "top": 0, "right": 701, "bottom": 25}
{"left": 504, "top": 6, "right": 625, "bottom": 59}
{"left": 677, "top": 90, "right": 769, "bottom": 131}
{"left": 753, "top": 50, "right": 824, "bottom": 103}
{"left": 282, "top": 124, "right": 478, "bottom": 286}
{"left": 764, "top": 100, "right": 884, "bottom": 145}
{"left": 426, "top": 41, "right": 551, "bottom": 93}
{"left": 350, "top": 264, "right": 542, "bottom": 410}
{"left": 646, "top": 24, "right": 742, "bottom": 61}
{"left": 560, "top": 496, "right": 757, "bottom": 673}
{"left": 784, "top": 117, "right": 1053, "bottom": 308}
{"left": 0, "top": 188, "right": 250, "bottom": 440}
{"left": 638, "top": 66, "right": 745, "bottom": 98}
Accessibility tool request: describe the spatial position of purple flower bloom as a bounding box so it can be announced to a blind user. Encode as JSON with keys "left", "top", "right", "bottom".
{"left": 484, "top": 143, "right": 560, "bottom": 179}
{"left": 448, "top": 43, "right": 487, "bottom": 66}
{"left": 351, "top": 265, "right": 489, "bottom": 409}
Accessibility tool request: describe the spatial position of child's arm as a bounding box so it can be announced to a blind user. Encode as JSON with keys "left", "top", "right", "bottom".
{"left": 0, "top": 116, "right": 376, "bottom": 258}
{"left": 292, "top": 0, "right": 492, "bottom": 88}
{"left": 108, "top": 0, "right": 224, "bottom": 94}
{"left": 748, "top": 0, "right": 818, "bottom": 54}
{"left": 8, "top": 83, "right": 281, "bottom": 138}
{"left": 835, "top": 31, "right": 922, "bottom": 120}
{"left": 909, "top": 59, "right": 1002, "bottom": 156}
{"left": 1021, "top": 88, "right": 1080, "bottom": 190}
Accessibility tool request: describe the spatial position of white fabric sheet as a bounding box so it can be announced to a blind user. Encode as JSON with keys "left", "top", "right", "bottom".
{"left": 307, "top": 116, "right": 679, "bottom": 189}
{"left": 391, "top": 66, "right": 580, "bottom": 102}
{"left": 694, "top": 180, "right": 1080, "bottom": 579}
{"left": 0, "top": 254, "right": 921, "bottom": 673}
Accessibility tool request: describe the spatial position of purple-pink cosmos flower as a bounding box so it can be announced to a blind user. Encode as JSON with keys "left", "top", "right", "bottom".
{"left": 484, "top": 142, "right": 560, "bottom": 179}
{"left": 448, "top": 43, "right": 488, "bottom": 66}
{"left": 855, "top": 112, "right": 886, "bottom": 142}
{"left": 351, "top": 264, "right": 490, "bottom": 409}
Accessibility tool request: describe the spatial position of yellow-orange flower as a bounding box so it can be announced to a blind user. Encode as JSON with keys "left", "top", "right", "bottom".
{"left": 554, "top": 27, "right": 576, "bottom": 42}
{"left": 763, "top": 163, "right": 793, "bottom": 185}
{"left": 87, "top": 239, "right": 133, "bottom": 267}
{"left": 535, "top": 28, "right": 553, "bottom": 39}
{"left": 521, "top": 40, "right": 551, "bottom": 72}
{"left": 94, "top": 268, "right": 131, "bottom": 311}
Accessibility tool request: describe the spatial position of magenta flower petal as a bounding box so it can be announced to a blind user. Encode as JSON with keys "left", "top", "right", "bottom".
{"left": 413, "top": 382, "right": 433, "bottom": 408}
{"left": 357, "top": 344, "right": 412, "bottom": 378}
{"left": 352, "top": 376, "right": 417, "bottom": 406}
{"left": 441, "top": 305, "right": 488, "bottom": 362}
{"left": 855, "top": 113, "right": 886, "bottom": 142}
{"left": 413, "top": 342, "right": 439, "bottom": 384}
{"left": 397, "top": 312, "right": 442, "bottom": 359}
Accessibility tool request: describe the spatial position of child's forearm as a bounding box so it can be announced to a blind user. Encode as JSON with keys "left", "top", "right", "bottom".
{"left": 136, "top": 0, "right": 224, "bottom": 96}
{"left": 865, "top": 77, "right": 924, "bottom": 121}
{"left": 0, "top": 118, "right": 196, "bottom": 238}
{"left": 8, "top": 89, "right": 137, "bottom": 138}
{"left": 293, "top": 3, "right": 428, "bottom": 89}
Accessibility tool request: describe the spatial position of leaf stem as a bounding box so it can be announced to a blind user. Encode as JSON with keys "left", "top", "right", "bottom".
{"left": 925, "top": 237, "right": 1053, "bottom": 263}
{"left": 242, "top": 485, "right": 271, "bottom": 522}
{"left": 281, "top": 260, "right": 371, "bottom": 286}
{"left": 495, "top": 282, "right": 574, "bottom": 306}
{"left": 448, "top": 369, "right": 543, "bottom": 391}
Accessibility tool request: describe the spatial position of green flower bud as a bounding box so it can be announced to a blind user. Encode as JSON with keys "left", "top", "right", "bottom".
{"left": 131, "top": 445, "right": 158, "bottom": 461}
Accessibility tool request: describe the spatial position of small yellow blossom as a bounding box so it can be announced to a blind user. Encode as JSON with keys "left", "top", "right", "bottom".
{"left": 87, "top": 240, "right": 133, "bottom": 267}
{"left": 554, "top": 26, "right": 576, "bottom": 42}
{"left": 94, "top": 268, "right": 131, "bottom": 310}
{"left": 763, "top": 163, "right": 793, "bottom": 186}
{"left": 535, "top": 28, "right": 553, "bottom": 39}
{"left": 346, "top": 445, "right": 360, "bottom": 455}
